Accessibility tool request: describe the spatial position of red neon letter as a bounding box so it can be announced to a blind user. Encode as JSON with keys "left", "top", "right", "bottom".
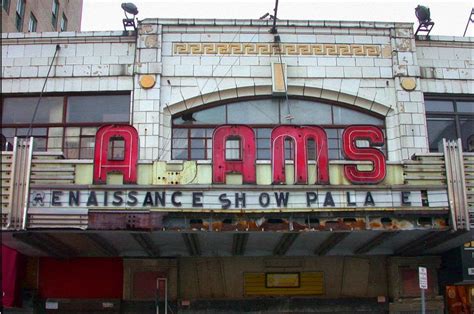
{"left": 342, "top": 125, "right": 386, "bottom": 184}
{"left": 212, "top": 125, "right": 256, "bottom": 184}
{"left": 271, "top": 126, "right": 329, "bottom": 185}
{"left": 93, "top": 124, "right": 139, "bottom": 184}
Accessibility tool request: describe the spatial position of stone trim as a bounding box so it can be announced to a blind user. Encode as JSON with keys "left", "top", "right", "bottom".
{"left": 173, "top": 43, "right": 383, "bottom": 57}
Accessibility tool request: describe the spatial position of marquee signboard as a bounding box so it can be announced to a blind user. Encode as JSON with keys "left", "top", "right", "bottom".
{"left": 29, "top": 189, "right": 448, "bottom": 210}
{"left": 92, "top": 124, "right": 387, "bottom": 186}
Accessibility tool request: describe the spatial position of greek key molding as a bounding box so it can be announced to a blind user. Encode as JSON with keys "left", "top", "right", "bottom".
{"left": 173, "top": 42, "right": 382, "bottom": 57}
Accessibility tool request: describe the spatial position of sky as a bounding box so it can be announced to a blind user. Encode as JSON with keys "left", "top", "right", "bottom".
{"left": 81, "top": 0, "right": 473, "bottom": 37}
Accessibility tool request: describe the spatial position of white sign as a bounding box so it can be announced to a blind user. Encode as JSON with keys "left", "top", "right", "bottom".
{"left": 468, "top": 268, "right": 474, "bottom": 276}
{"left": 419, "top": 267, "right": 428, "bottom": 290}
{"left": 28, "top": 188, "right": 448, "bottom": 211}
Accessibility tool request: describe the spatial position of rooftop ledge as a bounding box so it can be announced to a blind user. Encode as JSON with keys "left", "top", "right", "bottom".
{"left": 140, "top": 17, "right": 414, "bottom": 29}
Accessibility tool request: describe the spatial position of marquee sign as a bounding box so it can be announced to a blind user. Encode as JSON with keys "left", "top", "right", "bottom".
{"left": 30, "top": 189, "right": 448, "bottom": 210}
{"left": 92, "top": 124, "right": 386, "bottom": 186}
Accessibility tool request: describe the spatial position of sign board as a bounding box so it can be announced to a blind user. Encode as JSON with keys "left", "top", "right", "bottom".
{"left": 419, "top": 267, "right": 428, "bottom": 290}
{"left": 468, "top": 268, "right": 474, "bottom": 276}
{"left": 29, "top": 189, "right": 448, "bottom": 211}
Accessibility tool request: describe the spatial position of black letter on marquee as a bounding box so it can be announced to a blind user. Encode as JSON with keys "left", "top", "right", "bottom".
{"left": 103, "top": 191, "right": 108, "bottom": 206}
{"left": 112, "top": 191, "right": 123, "bottom": 206}
{"left": 69, "top": 191, "right": 79, "bottom": 206}
{"left": 172, "top": 191, "right": 182, "bottom": 207}
{"left": 219, "top": 193, "right": 231, "bottom": 209}
{"left": 155, "top": 192, "right": 166, "bottom": 207}
{"left": 259, "top": 193, "right": 270, "bottom": 207}
{"left": 401, "top": 191, "right": 411, "bottom": 206}
{"left": 346, "top": 192, "right": 356, "bottom": 206}
{"left": 52, "top": 191, "right": 63, "bottom": 206}
{"left": 306, "top": 192, "right": 318, "bottom": 207}
{"left": 364, "top": 192, "right": 375, "bottom": 206}
{"left": 127, "top": 191, "right": 138, "bottom": 206}
{"left": 274, "top": 192, "right": 289, "bottom": 207}
{"left": 87, "top": 191, "right": 98, "bottom": 207}
{"left": 192, "top": 192, "right": 203, "bottom": 207}
{"left": 143, "top": 192, "right": 154, "bottom": 206}
{"left": 323, "top": 192, "right": 335, "bottom": 207}
{"left": 235, "top": 193, "right": 246, "bottom": 208}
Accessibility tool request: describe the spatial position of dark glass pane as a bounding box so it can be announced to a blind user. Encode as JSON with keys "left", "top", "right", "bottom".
{"left": 190, "top": 129, "right": 206, "bottom": 137}
{"left": 333, "top": 107, "right": 383, "bottom": 125}
{"left": 325, "top": 128, "right": 338, "bottom": 138}
{"left": 67, "top": 95, "right": 130, "bottom": 123}
{"left": 460, "top": 118, "right": 474, "bottom": 152}
{"left": 172, "top": 149, "right": 187, "bottom": 160}
{"left": 329, "top": 149, "right": 340, "bottom": 160}
{"left": 33, "top": 138, "right": 46, "bottom": 151}
{"left": 280, "top": 99, "right": 332, "bottom": 124}
{"left": 228, "top": 100, "right": 279, "bottom": 124}
{"left": 256, "top": 128, "right": 272, "bottom": 138}
{"left": 172, "top": 129, "right": 188, "bottom": 138}
{"left": 307, "top": 139, "right": 316, "bottom": 161}
{"left": 191, "top": 139, "right": 205, "bottom": 149}
{"left": 2, "top": 97, "right": 63, "bottom": 124}
{"left": 64, "top": 148, "right": 79, "bottom": 159}
{"left": 172, "top": 139, "right": 188, "bottom": 149}
{"left": 425, "top": 100, "right": 454, "bottom": 112}
{"left": 173, "top": 106, "right": 225, "bottom": 125}
{"left": 457, "top": 102, "right": 474, "bottom": 113}
{"left": 257, "top": 138, "right": 270, "bottom": 149}
{"left": 190, "top": 149, "right": 205, "bottom": 159}
{"left": 257, "top": 149, "right": 270, "bottom": 160}
{"left": 426, "top": 117, "right": 457, "bottom": 152}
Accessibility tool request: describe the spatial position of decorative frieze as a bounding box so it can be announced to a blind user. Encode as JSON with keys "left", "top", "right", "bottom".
{"left": 174, "top": 42, "right": 384, "bottom": 57}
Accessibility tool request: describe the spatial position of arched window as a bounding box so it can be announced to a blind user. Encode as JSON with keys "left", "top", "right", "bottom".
{"left": 172, "top": 98, "right": 385, "bottom": 160}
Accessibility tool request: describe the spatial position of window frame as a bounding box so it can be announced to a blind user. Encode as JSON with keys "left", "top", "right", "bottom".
{"left": 60, "top": 13, "right": 68, "bottom": 31}
{"left": 1, "top": 93, "right": 131, "bottom": 158}
{"left": 171, "top": 96, "right": 386, "bottom": 161}
{"left": 51, "top": 0, "right": 59, "bottom": 29}
{"left": 28, "top": 12, "right": 38, "bottom": 32}
{"left": 15, "top": 0, "right": 25, "bottom": 31}
{"left": 2, "top": 0, "right": 10, "bottom": 13}
{"left": 425, "top": 95, "right": 474, "bottom": 152}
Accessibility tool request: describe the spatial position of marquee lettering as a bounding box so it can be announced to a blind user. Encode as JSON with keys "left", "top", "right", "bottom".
{"left": 92, "top": 124, "right": 386, "bottom": 186}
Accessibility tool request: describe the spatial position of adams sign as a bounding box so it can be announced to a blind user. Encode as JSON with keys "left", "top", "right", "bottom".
{"left": 93, "top": 124, "right": 386, "bottom": 186}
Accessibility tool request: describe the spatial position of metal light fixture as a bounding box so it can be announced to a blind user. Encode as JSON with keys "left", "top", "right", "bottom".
{"left": 121, "top": 2, "right": 139, "bottom": 31}
{"left": 414, "top": 5, "right": 434, "bottom": 36}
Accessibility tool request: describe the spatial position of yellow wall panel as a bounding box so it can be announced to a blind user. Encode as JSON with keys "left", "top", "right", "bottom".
{"left": 244, "top": 272, "right": 324, "bottom": 296}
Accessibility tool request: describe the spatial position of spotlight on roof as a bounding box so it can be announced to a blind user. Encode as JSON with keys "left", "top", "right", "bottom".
{"left": 414, "top": 5, "right": 434, "bottom": 37}
{"left": 121, "top": 2, "right": 139, "bottom": 31}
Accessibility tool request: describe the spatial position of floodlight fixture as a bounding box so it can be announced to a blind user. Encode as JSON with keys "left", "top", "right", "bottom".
{"left": 121, "top": 2, "right": 139, "bottom": 31}
{"left": 414, "top": 5, "right": 434, "bottom": 37}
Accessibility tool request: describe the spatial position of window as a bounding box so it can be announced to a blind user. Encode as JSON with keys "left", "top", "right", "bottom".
{"left": 28, "top": 13, "right": 37, "bottom": 32}
{"left": 425, "top": 97, "right": 474, "bottom": 152}
{"left": 225, "top": 138, "right": 241, "bottom": 160}
{"left": 15, "top": 0, "right": 25, "bottom": 31}
{"left": 1, "top": 94, "right": 130, "bottom": 158}
{"left": 60, "top": 13, "right": 67, "bottom": 31}
{"left": 171, "top": 98, "right": 385, "bottom": 160}
{"left": 2, "top": 0, "right": 10, "bottom": 13}
{"left": 52, "top": 0, "right": 59, "bottom": 29}
{"left": 108, "top": 137, "right": 125, "bottom": 161}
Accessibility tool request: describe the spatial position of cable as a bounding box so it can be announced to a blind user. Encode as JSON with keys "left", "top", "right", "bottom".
{"left": 27, "top": 44, "right": 60, "bottom": 137}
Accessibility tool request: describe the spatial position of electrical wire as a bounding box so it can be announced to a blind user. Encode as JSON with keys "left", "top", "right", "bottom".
{"left": 27, "top": 44, "right": 60, "bottom": 137}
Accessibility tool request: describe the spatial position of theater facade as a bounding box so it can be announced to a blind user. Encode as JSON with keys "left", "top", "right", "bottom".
{"left": 1, "top": 18, "right": 473, "bottom": 313}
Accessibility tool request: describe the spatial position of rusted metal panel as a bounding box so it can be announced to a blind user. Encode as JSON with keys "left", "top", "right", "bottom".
{"left": 88, "top": 212, "right": 166, "bottom": 230}
{"left": 153, "top": 161, "right": 197, "bottom": 185}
